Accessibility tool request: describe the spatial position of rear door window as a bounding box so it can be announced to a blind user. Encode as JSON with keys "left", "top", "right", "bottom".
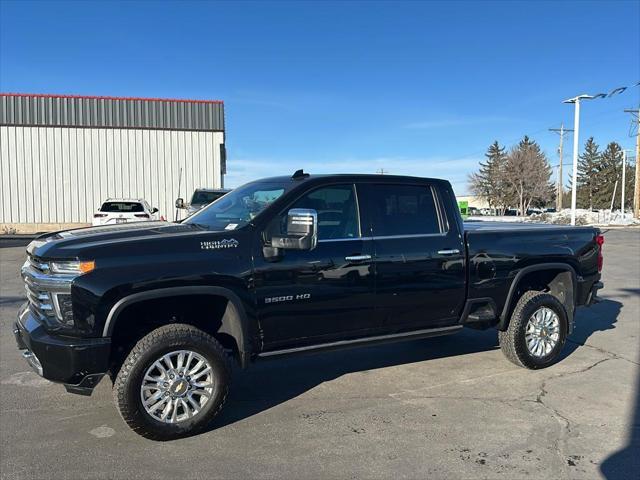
{"left": 368, "top": 184, "right": 443, "bottom": 236}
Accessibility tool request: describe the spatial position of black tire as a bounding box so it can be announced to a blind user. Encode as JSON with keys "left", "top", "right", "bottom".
{"left": 113, "top": 323, "right": 230, "bottom": 440}
{"left": 498, "top": 291, "right": 568, "bottom": 369}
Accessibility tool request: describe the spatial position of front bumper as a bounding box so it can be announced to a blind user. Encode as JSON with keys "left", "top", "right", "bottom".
{"left": 14, "top": 303, "right": 111, "bottom": 395}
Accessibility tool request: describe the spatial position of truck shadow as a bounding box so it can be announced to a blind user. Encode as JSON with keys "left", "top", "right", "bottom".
{"left": 211, "top": 298, "right": 622, "bottom": 432}
{"left": 600, "top": 365, "right": 640, "bottom": 479}
{"left": 561, "top": 298, "right": 622, "bottom": 359}
{"left": 595, "top": 297, "right": 639, "bottom": 479}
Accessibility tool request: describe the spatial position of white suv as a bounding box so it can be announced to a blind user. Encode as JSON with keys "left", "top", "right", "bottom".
{"left": 92, "top": 199, "right": 160, "bottom": 226}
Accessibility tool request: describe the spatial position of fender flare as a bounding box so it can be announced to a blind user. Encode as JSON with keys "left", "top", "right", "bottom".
{"left": 498, "top": 263, "right": 578, "bottom": 331}
{"left": 103, "top": 286, "right": 252, "bottom": 367}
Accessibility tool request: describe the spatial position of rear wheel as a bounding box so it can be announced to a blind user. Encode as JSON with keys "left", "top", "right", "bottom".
{"left": 499, "top": 291, "right": 568, "bottom": 369}
{"left": 113, "top": 323, "right": 230, "bottom": 440}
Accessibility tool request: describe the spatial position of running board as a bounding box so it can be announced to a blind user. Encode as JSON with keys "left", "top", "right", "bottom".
{"left": 258, "top": 325, "right": 463, "bottom": 359}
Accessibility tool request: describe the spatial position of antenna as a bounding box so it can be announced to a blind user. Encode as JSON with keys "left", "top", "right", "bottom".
{"left": 291, "top": 169, "right": 309, "bottom": 180}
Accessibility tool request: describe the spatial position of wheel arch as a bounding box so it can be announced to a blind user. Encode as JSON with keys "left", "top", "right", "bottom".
{"left": 104, "top": 286, "right": 252, "bottom": 368}
{"left": 498, "top": 263, "right": 578, "bottom": 332}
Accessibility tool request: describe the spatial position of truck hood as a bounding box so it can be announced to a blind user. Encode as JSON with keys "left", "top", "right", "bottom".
{"left": 27, "top": 221, "right": 210, "bottom": 259}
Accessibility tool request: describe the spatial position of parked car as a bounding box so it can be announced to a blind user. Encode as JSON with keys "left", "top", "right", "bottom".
{"left": 15, "top": 171, "right": 604, "bottom": 439}
{"left": 92, "top": 199, "right": 160, "bottom": 226}
{"left": 175, "top": 188, "right": 230, "bottom": 216}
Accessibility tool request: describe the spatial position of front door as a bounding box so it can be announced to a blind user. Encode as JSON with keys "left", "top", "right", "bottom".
{"left": 253, "top": 184, "right": 377, "bottom": 350}
{"left": 359, "top": 182, "right": 466, "bottom": 331}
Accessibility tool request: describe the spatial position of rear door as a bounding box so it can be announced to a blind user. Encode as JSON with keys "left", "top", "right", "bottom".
{"left": 359, "top": 182, "right": 466, "bottom": 331}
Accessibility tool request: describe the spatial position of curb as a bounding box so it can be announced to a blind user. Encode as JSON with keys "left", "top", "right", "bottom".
{"left": 0, "top": 234, "right": 41, "bottom": 240}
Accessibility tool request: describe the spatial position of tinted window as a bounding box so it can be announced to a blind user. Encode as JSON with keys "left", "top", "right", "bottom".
{"left": 287, "top": 185, "right": 359, "bottom": 240}
{"left": 369, "top": 184, "right": 441, "bottom": 236}
{"left": 191, "top": 190, "right": 226, "bottom": 205}
{"left": 186, "top": 182, "right": 287, "bottom": 230}
{"left": 100, "top": 202, "right": 144, "bottom": 213}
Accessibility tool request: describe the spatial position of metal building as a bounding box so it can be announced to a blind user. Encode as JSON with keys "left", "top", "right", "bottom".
{"left": 0, "top": 93, "right": 225, "bottom": 232}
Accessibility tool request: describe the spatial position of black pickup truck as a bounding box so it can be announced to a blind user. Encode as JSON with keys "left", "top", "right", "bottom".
{"left": 14, "top": 171, "right": 604, "bottom": 439}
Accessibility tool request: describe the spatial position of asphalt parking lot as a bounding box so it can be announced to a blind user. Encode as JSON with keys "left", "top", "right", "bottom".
{"left": 1, "top": 229, "right": 638, "bottom": 480}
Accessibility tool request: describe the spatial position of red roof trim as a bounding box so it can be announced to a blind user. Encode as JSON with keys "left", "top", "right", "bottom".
{"left": 0, "top": 92, "right": 223, "bottom": 104}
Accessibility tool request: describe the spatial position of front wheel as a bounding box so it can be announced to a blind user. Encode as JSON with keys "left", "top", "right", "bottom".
{"left": 113, "top": 324, "right": 230, "bottom": 440}
{"left": 499, "top": 291, "right": 568, "bottom": 369}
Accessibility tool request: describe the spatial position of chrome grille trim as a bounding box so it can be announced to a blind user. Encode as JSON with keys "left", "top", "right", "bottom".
{"left": 21, "top": 260, "right": 76, "bottom": 321}
{"left": 27, "top": 253, "right": 50, "bottom": 273}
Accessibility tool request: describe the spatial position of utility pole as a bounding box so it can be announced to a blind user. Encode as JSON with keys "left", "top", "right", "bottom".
{"left": 624, "top": 108, "right": 639, "bottom": 219}
{"left": 376, "top": 168, "right": 387, "bottom": 175}
{"left": 549, "top": 123, "right": 573, "bottom": 210}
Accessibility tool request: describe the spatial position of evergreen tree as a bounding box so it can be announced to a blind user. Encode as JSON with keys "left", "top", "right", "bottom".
{"left": 575, "top": 137, "right": 601, "bottom": 210}
{"left": 593, "top": 142, "right": 623, "bottom": 209}
{"left": 623, "top": 159, "right": 636, "bottom": 210}
{"left": 468, "top": 141, "right": 509, "bottom": 214}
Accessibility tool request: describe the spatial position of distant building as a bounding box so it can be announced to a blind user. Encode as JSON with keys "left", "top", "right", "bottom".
{"left": 0, "top": 93, "right": 226, "bottom": 232}
{"left": 456, "top": 195, "right": 490, "bottom": 210}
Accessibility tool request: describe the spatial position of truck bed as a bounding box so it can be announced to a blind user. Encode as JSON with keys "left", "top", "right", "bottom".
{"left": 463, "top": 221, "right": 601, "bottom": 322}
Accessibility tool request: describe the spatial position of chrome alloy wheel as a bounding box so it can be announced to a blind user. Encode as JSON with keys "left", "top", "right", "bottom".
{"left": 525, "top": 307, "right": 560, "bottom": 358}
{"left": 140, "top": 350, "right": 214, "bottom": 424}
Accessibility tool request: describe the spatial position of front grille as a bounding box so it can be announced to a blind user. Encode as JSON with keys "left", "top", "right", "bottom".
{"left": 24, "top": 275, "right": 54, "bottom": 317}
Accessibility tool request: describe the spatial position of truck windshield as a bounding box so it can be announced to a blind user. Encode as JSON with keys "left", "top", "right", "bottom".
{"left": 184, "top": 181, "right": 287, "bottom": 230}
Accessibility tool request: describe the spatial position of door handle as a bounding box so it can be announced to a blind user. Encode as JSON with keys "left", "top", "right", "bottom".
{"left": 437, "top": 249, "right": 461, "bottom": 256}
{"left": 345, "top": 254, "right": 372, "bottom": 263}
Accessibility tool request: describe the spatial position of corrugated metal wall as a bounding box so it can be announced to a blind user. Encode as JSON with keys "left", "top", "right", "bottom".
{"left": 0, "top": 126, "right": 224, "bottom": 224}
{"left": 0, "top": 94, "right": 224, "bottom": 131}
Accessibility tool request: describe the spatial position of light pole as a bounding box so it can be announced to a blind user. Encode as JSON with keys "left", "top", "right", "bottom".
{"left": 621, "top": 149, "right": 633, "bottom": 216}
{"left": 621, "top": 150, "right": 626, "bottom": 215}
{"left": 563, "top": 94, "right": 597, "bottom": 225}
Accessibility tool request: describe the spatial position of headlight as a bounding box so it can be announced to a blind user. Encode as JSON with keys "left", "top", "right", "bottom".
{"left": 50, "top": 260, "right": 95, "bottom": 275}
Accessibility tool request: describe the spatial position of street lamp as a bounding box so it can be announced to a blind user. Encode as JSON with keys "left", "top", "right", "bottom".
{"left": 563, "top": 94, "right": 599, "bottom": 225}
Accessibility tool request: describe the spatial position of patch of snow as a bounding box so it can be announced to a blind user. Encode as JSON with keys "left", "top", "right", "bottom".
{"left": 468, "top": 210, "right": 639, "bottom": 226}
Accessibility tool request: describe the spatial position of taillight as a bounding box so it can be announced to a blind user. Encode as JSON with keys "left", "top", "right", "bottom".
{"left": 93, "top": 213, "right": 107, "bottom": 218}
{"left": 134, "top": 213, "right": 150, "bottom": 218}
{"left": 595, "top": 234, "right": 604, "bottom": 272}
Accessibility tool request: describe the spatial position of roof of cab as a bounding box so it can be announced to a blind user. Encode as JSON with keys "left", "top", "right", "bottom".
{"left": 251, "top": 173, "right": 449, "bottom": 185}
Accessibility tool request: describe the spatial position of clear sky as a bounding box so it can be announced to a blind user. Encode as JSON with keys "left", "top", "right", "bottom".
{"left": 1, "top": 0, "right": 638, "bottom": 194}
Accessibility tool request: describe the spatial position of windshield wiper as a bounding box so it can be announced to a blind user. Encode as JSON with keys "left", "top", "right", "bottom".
{"left": 186, "top": 222, "right": 210, "bottom": 230}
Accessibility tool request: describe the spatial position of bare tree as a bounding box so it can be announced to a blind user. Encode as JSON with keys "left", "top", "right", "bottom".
{"left": 504, "top": 136, "right": 555, "bottom": 215}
